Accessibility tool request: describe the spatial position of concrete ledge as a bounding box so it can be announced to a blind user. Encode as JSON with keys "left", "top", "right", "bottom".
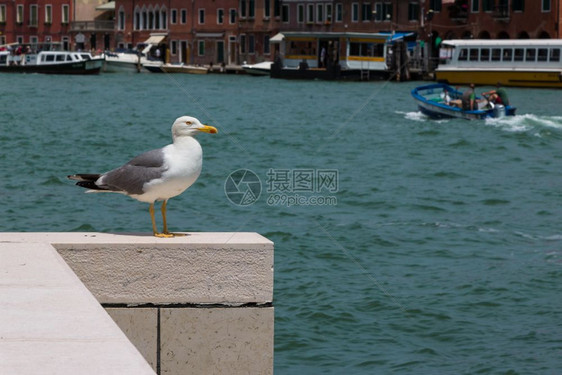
{"left": 1, "top": 232, "right": 274, "bottom": 375}
{"left": 0, "top": 242, "right": 155, "bottom": 375}
{"left": 0, "top": 232, "right": 274, "bottom": 305}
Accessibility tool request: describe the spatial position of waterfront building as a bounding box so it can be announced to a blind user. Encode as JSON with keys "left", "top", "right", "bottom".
{"left": 1, "top": 0, "right": 560, "bottom": 68}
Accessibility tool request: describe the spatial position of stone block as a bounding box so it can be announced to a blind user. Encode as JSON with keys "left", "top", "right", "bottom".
{"left": 106, "top": 308, "right": 158, "bottom": 372}
{"left": 160, "top": 307, "right": 274, "bottom": 375}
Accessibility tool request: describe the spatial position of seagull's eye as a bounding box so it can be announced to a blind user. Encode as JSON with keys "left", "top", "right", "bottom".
{"left": 185, "top": 121, "right": 192, "bottom": 125}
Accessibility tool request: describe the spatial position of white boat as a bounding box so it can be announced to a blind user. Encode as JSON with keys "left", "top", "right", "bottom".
{"left": 436, "top": 39, "right": 562, "bottom": 88}
{"left": 0, "top": 49, "right": 102, "bottom": 75}
{"left": 103, "top": 50, "right": 160, "bottom": 73}
{"left": 156, "top": 63, "right": 209, "bottom": 74}
{"left": 242, "top": 61, "right": 272, "bottom": 76}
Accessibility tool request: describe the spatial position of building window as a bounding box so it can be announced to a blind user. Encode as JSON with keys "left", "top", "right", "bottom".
{"left": 542, "top": 0, "right": 551, "bottom": 12}
{"left": 161, "top": 8, "right": 167, "bottom": 28}
{"left": 134, "top": 8, "right": 140, "bottom": 29}
{"left": 264, "top": 35, "right": 270, "bottom": 54}
{"left": 408, "top": 2, "right": 419, "bottom": 21}
{"left": 240, "top": 34, "right": 246, "bottom": 53}
{"left": 429, "top": 0, "right": 441, "bottom": 12}
{"left": 62, "top": 5, "right": 69, "bottom": 23}
{"left": 199, "top": 9, "right": 205, "bottom": 24}
{"left": 248, "top": 35, "right": 255, "bottom": 54}
{"left": 471, "top": 0, "right": 478, "bottom": 12}
{"left": 240, "top": 0, "right": 247, "bottom": 18}
{"left": 351, "top": 3, "right": 359, "bottom": 22}
{"left": 30, "top": 36, "right": 38, "bottom": 45}
{"left": 45, "top": 5, "right": 52, "bottom": 24}
{"left": 154, "top": 8, "right": 161, "bottom": 29}
{"left": 230, "top": 8, "right": 236, "bottom": 23}
{"left": 274, "top": 0, "right": 280, "bottom": 18}
{"left": 335, "top": 3, "right": 343, "bottom": 22}
{"left": 198, "top": 40, "right": 205, "bottom": 56}
{"left": 171, "top": 9, "right": 177, "bottom": 24}
{"left": 249, "top": 0, "right": 255, "bottom": 18}
{"left": 482, "top": 0, "right": 493, "bottom": 12}
{"left": 326, "top": 4, "right": 332, "bottom": 22}
{"left": 383, "top": 3, "right": 393, "bottom": 20}
{"left": 17, "top": 5, "right": 24, "bottom": 24}
{"left": 30, "top": 5, "right": 38, "bottom": 26}
{"left": 317, "top": 4, "right": 323, "bottom": 22}
{"left": 307, "top": 4, "right": 314, "bottom": 23}
{"left": 362, "top": 3, "right": 372, "bottom": 21}
{"left": 297, "top": 4, "right": 304, "bottom": 23}
{"left": 148, "top": 10, "right": 154, "bottom": 29}
{"left": 512, "top": 0, "right": 524, "bottom": 11}
{"left": 217, "top": 9, "right": 224, "bottom": 24}
{"left": 171, "top": 40, "right": 177, "bottom": 55}
{"left": 282, "top": 4, "right": 289, "bottom": 22}
{"left": 0, "top": 5, "right": 6, "bottom": 23}
{"left": 374, "top": 3, "right": 382, "bottom": 21}
{"left": 118, "top": 7, "right": 125, "bottom": 30}
{"left": 264, "top": 0, "right": 270, "bottom": 18}
{"left": 181, "top": 9, "right": 187, "bottom": 24}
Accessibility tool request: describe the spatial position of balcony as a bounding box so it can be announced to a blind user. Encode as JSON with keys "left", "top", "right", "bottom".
{"left": 492, "top": 5, "right": 510, "bottom": 22}
{"left": 71, "top": 20, "right": 114, "bottom": 32}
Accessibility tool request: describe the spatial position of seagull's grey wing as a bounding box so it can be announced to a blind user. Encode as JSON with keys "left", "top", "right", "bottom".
{"left": 99, "top": 149, "right": 167, "bottom": 195}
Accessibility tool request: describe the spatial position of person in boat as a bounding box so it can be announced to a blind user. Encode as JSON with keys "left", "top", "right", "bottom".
{"left": 482, "top": 82, "right": 510, "bottom": 106}
{"left": 440, "top": 88, "right": 451, "bottom": 105}
{"left": 461, "top": 84, "right": 476, "bottom": 111}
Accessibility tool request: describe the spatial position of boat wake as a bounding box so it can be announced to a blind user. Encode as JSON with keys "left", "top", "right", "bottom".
{"left": 485, "top": 114, "right": 562, "bottom": 135}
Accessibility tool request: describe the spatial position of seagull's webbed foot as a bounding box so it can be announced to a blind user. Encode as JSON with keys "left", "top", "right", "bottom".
{"left": 154, "top": 232, "right": 175, "bottom": 238}
{"left": 162, "top": 231, "right": 187, "bottom": 237}
{"left": 160, "top": 200, "right": 188, "bottom": 237}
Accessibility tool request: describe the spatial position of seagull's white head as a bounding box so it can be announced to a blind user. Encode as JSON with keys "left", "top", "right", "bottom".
{"left": 171, "top": 116, "right": 218, "bottom": 139}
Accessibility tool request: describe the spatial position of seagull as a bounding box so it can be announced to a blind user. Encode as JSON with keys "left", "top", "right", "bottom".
{"left": 68, "top": 116, "right": 217, "bottom": 237}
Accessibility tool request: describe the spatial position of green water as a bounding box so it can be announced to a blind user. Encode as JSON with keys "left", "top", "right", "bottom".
{"left": 1, "top": 73, "right": 562, "bottom": 374}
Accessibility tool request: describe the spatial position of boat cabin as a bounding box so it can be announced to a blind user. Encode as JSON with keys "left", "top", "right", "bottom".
{"left": 439, "top": 39, "right": 562, "bottom": 69}
{"left": 272, "top": 31, "right": 414, "bottom": 72}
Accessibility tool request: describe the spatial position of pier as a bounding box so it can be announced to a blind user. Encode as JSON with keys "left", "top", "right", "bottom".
{"left": 0, "top": 232, "right": 274, "bottom": 374}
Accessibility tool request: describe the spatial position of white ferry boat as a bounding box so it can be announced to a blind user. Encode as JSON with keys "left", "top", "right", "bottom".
{"left": 435, "top": 39, "right": 562, "bottom": 88}
{"left": 0, "top": 47, "right": 103, "bottom": 75}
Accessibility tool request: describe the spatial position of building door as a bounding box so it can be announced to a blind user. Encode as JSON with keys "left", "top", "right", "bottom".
{"left": 217, "top": 41, "right": 224, "bottom": 63}
{"left": 229, "top": 36, "right": 237, "bottom": 65}
{"left": 90, "top": 34, "right": 97, "bottom": 51}
{"left": 180, "top": 41, "right": 188, "bottom": 63}
{"left": 104, "top": 34, "right": 110, "bottom": 50}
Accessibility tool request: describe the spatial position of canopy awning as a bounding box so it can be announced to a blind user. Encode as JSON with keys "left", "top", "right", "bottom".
{"left": 95, "top": 1, "right": 115, "bottom": 11}
{"left": 380, "top": 32, "right": 416, "bottom": 42}
{"left": 143, "top": 34, "right": 167, "bottom": 45}
{"left": 270, "top": 33, "right": 285, "bottom": 43}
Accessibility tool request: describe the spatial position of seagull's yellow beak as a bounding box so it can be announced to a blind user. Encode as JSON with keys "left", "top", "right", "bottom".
{"left": 198, "top": 125, "right": 218, "bottom": 134}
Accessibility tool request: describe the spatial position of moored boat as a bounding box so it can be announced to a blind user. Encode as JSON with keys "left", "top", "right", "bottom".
{"left": 241, "top": 61, "right": 272, "bottom": 76}
{"left": 0, "top": 49, "right": 102, "bottom": 75}
{"left": 411, "top": 83, "right": 517, "bottom": 120}
{"left": 158, "top": 63, "right": 209, "bottom": 74}
{"left": 435, "top": 39, "right": 562, "bottom": 88}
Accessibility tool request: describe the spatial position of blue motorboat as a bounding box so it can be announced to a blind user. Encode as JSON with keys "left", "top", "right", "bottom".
{"left": 411, "top": 83, "right": 516, "bottom": 120}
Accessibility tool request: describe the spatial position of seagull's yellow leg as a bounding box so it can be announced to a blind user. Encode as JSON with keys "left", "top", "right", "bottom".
{"left": 161, "top": 199, "right": 169, "bottom": 234}
{"left": 150, "top": 202, "right": 173, "bottom": 238}
{"left": 161, "top": 199, "right": 186, "bottom": 237}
